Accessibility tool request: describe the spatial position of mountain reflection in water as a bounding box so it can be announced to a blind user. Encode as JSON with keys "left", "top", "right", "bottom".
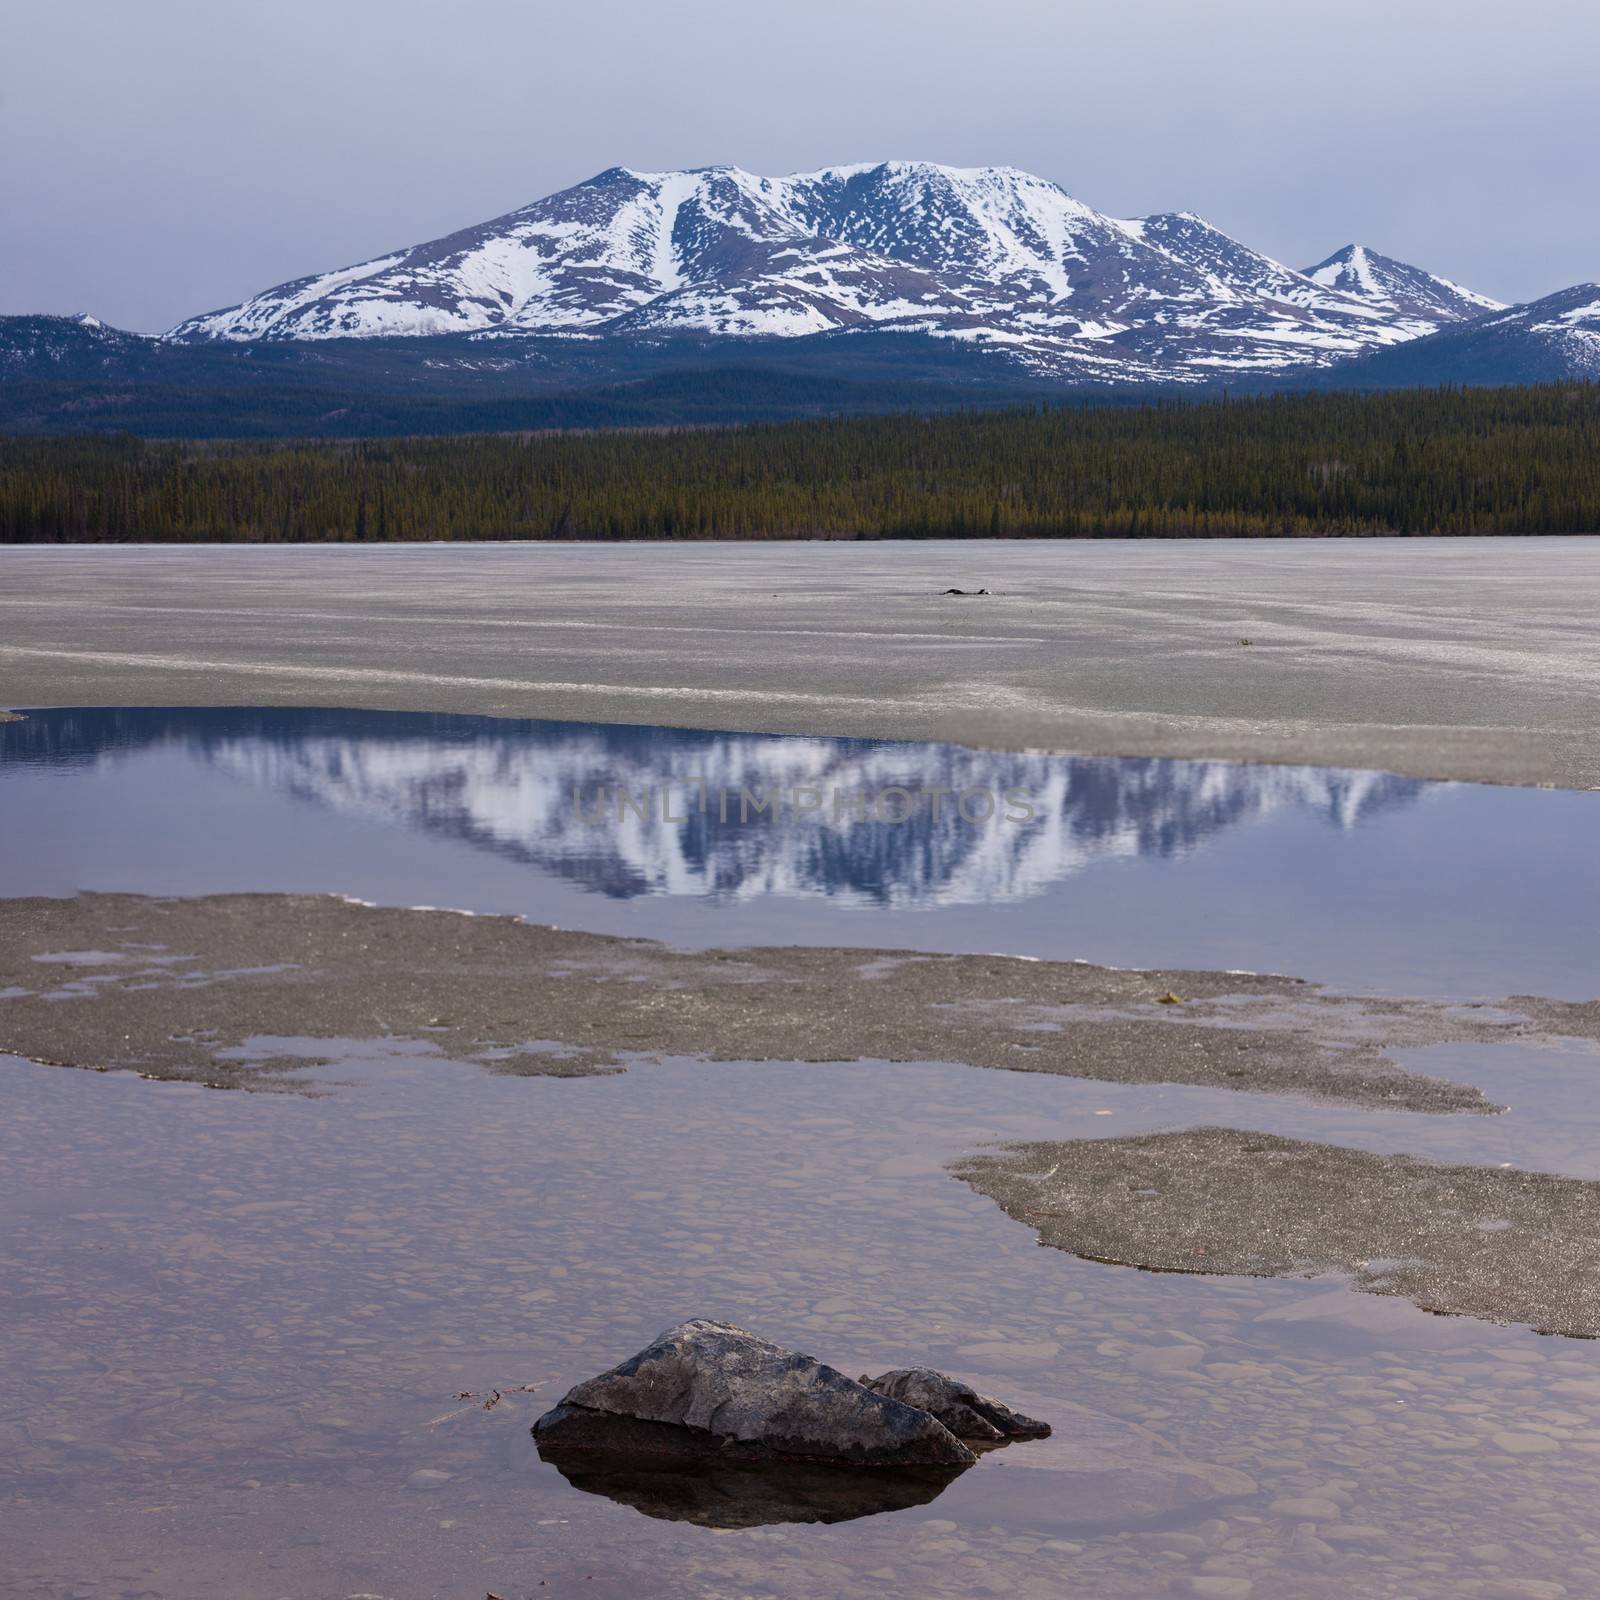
{"left": 0, "top": 707, "right": 1426, "bottom": 910}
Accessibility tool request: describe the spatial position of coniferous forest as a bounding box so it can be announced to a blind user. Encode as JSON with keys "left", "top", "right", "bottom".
{"left": 2, "top": 383, "right": 1598, "bottom": 543}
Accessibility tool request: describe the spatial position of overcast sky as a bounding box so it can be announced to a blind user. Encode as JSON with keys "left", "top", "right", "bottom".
{"left": 5, "top": 0, "right": 1597, "bottom": 332}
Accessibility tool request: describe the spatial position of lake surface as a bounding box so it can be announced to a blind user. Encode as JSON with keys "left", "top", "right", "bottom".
{"left": 8, "top": 1045, "right": 1600, "bottom": 1600}
{"left": 5, "top": 706, "right": 1600, "bottom": 1599}
{"left": 3, "top": 705, "right": 1598, "bottom": 997}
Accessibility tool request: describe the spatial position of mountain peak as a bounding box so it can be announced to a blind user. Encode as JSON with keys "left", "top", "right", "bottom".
{"left": 1304, "top": 243, "right": 1504, "bottom": 327}
{"left": 799, "top": 158, "right": 1035, "bottom": 180}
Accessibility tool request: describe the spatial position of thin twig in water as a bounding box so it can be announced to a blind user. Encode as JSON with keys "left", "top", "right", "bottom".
{"left": 425, "top": 1381, "right": 550, "bottom": 1429}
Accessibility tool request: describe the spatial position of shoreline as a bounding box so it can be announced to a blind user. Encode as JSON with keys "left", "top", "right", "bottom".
{"left": 5, "top": 890, "right": 1600, "bottom": 1112}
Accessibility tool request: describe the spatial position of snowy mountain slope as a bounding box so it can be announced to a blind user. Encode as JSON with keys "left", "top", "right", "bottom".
{"left": 1304, "top": 244, "right": 1504, "bottom": 332}
{"left": 170, "top": 166, "right": 936, "bottom": 343}
{"left": 166, "top": 162, "right": 1504, "bottom": 383}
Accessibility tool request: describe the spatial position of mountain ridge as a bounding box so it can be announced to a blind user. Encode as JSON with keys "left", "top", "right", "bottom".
{"left": 163, "top": 161, "right": 1503, "bottom": 383}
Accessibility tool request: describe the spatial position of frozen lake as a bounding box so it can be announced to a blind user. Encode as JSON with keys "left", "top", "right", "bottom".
{"left": 5, "top": 536, "right": 1600, "bottom": 787}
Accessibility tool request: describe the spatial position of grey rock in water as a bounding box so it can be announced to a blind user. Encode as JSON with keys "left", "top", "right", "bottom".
{"left": 532, "top": 1319, "right": 976, "bottom": 1468}
{"left": 861, "top": 1367, "right": 1052, "bottom": 1441}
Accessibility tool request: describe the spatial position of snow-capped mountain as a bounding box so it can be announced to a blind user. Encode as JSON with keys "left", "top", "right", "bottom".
{"left": 1303, "top": 244, "right": 1504, "bottom": 333}
{"left": 167, "top": 162, "right": 1501, "bottom": 382}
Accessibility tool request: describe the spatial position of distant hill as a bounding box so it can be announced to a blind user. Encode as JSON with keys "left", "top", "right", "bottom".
{"left": 1315, "top": 284, "right": 1600, "bottom": 387}
{"left": 0, "top": 318, "right": 1079, "bottom": 437}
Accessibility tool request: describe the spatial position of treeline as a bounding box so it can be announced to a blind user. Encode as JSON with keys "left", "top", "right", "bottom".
{"left": 3, "top": 383, "right": 1599, "bottom": 542}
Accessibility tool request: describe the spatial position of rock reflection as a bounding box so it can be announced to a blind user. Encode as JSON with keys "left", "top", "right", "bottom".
{"left": 537, "top": 1445, "right": 962, "bottom": 1529}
